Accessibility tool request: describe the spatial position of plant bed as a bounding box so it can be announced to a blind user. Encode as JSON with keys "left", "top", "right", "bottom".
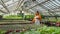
{"left": 43, "top": 21, "right": 58, "bottom": 26}
{"left": 20, "top": 26, "right": 60, "bottom": 34}
{"left": 0, "top": 26, "right": 60, "bottom": 34}
{"left": 56, "top": 22, "right": 60, "bottom": 27}
{"left": 0, "top": 15, "right": 3, "bottom": 20}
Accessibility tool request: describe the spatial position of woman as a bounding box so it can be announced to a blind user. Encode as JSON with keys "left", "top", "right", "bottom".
{"left": 32, "top": 11, "right": 42, "bottom": 25}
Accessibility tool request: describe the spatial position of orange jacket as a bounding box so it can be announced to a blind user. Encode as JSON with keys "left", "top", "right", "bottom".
{"left": 32, "top": 14, "right": 42, "bottom": 23}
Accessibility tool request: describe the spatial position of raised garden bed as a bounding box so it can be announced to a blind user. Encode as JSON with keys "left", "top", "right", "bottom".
{"left": 0, "top": 26, "right": 60, "bottom": 34}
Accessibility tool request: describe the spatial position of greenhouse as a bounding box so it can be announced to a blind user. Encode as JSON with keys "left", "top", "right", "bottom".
{"left": 0, "top": 0, "right": 60, "bottom": 34}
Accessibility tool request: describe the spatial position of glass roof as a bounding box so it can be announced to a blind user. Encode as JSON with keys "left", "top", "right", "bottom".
{"left": 0, "top": 0, "right": 60, "bottom": 16}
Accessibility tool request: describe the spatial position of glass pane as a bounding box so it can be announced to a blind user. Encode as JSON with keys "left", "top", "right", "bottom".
{"left": 2, "top": 0, "right": 11, "bottom": 3}
{"left": 55, "top": 0, "right": 60, "bottom": 5}
{"left": 0, "top": 5, "right": 3, "bottom": 9}
{"left": 36, "top": 0, "right": 46, "bottom": 3}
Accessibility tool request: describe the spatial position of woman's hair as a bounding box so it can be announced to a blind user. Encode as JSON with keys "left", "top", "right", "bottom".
{"left": 36, "top": 11, "right": 39, "bottom": 14}
{"left": 37, "top": 11, "right": 39, "bottom": 13}
{"left": 35, "top": 11, "right": 39, "bottom": 15}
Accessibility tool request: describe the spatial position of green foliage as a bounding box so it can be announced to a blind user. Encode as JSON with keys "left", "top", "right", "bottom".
{"left": 23, "top": 26, "right": 60, "bottom": 34}
{"left": 0, "top": 26, "right": 60, "bottom": 34}
{"left": 0, "top": 30, "right": 6, "bottom": 34}
{"left": 3, "top": 15, "right": 34, "bottom": 20}
{"left": 25, "top": 15, "right": 34, "bottom": 20}
{"left": 3, "top": 15, "right": 60, "bottom": 22}
{"left": 3, "top": 15, "right": 23, "bottom": 20}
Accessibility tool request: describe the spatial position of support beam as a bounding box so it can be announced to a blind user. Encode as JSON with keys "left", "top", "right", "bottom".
{"left": 39, "top": 4, "right": 58, "bottom": 21}
{"left": 51, "top": 8, "right": 60, "bottom": 11}
{"left": 40, "top": 5, "right": 57, "bottom": 17}
{"left": 22, "top": 0, "right": 50, "bottom": 14}
{"left": 0, "top": 0, "right": 10, "bottom": 13}
{"left": 26, "top": 0, "right": 50, "bottom": 10}
{"left": 38, "top": 5, "right": 54, "bottom": 16}
{"left": 0, "top": 9, "right": 8, "bottom": 14}
{"left": 16, "top": 0, "right": 24, "bottom": 11}
{"left": 15, "top": 0, "right": 23, "bottom": 10}
{"left": 50, "top": 0, "right": 60, "bottom": 10}
{"left": 36, "top": 0, "right": 58, "bottom": 16}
